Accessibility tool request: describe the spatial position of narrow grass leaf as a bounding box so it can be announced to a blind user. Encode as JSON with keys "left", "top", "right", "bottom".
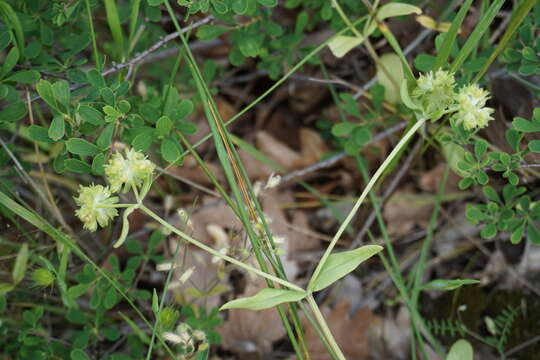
{"left": 450, "top": 0, "right": 505, "bottom": 72}
{"left": 220, "top": 288, "right": 307, "bottom": 311}
{"left": 328, "top": 35, "right": 364, "bottom": 58}
{"left": 434, "top": 0, "right": 473, "bottom": 69}
{"left": 309, "top": 245, "right": 383, "bottom": 292}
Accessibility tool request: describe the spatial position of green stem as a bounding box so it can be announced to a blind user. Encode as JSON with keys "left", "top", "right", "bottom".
{"left": 139, "top": 205, "right": 304, "bottom": 293}
{"left": 308, "top": 118, "right": 426, "bottom": 290}
{"left": 84, "top": 0, "right": 101, "bottom": 71}
{"left": 306, "top": 294, "right": 346, "bottom": 360}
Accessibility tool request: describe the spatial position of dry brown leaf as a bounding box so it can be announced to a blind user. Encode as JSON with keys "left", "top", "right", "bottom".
{"left": 302, "top": 301, "right": 374, "bottom": 360}
{"left": 217, "top": 281, "right": 286, "bottom": 355}
{"left": 238, "top": 148, "right": 275, "bottom": 180}
{"left": 170, "top": 155, "right": 225, "bottom": 186}
{"left": 299, "top": 127, "right": 330, "bottom": 166}
{"left": 184, "top": 196, "right": 243, "bottom": 245}
{"left": 420, "top": 163, "right": 460, "bottom": 193}
{"left": 255, "top": 130, "right": 303, "bottom": 171}
{"left": 383, "top": 188, "right": 433, "bottom": 237}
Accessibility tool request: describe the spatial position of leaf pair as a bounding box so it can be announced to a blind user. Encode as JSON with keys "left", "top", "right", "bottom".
{"left": 221, "top": 245, "right": 383, "bottom": 311}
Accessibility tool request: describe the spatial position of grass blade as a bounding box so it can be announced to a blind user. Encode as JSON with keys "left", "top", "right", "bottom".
{"left": 434, "top": 0, "right": 473, "bottom": 69}
{"left": 450, "top": 0, "right": 505, "bottom": 73}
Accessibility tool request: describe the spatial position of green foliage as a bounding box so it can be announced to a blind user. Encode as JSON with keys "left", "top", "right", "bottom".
{"left": 502, "top": 3, "right": 540, "bottom": 77}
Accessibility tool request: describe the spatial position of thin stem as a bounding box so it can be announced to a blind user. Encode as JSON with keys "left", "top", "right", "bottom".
{"left": 84, "top": 0, "right": 101, "bottom": 71}
{"left": 97, "top": 203, "right": 137, "bottom": 209}
{"left": 139, "top": 205, "right": 304, "bottom": 293}
{"left": 306, "top": 294, "right": 346, "bottom": 360}
{"left": 309, "top": 118, "right": 426, "bottom": 290}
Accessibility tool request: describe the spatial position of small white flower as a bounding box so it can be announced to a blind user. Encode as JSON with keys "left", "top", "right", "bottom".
{"left": 74, "top": 185, "right": 118, "bottom": 231}
{"left": 104, "top": 148, "right": 155, "bottom": 193}
{"left": 264, "top": 173, "right": 281, "bottom": 189}
{"left": 451, "top": 83, "right": 494, "bottom": 130}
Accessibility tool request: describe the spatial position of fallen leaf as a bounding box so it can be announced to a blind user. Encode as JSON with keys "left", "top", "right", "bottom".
{"left": 256, "top": 130, "right": 303, "bottom": 171}
{"left": 383, "top": 188, "right": 433, "bottom": 237}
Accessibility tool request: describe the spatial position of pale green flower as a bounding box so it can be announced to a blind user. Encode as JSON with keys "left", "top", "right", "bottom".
{"left": 104, "top": 148, "right": 155, "bottom": 193}
{"left": 451, "top": 83, "right": 494, "bottom": 130}
{"left": 74, "top": 185, "right": 119, "bottom": 231}
{"left": 412, "top": 69, "right": 456, "bottom": 120}
{"left": 32, "top": 268, "right": 55, "bottom": 287}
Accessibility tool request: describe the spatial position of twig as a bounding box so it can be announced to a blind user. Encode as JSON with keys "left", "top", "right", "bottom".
{"left": 29, "top": 16, "right": 213, "bottom": 103}
{"left": 281, "top": 121, "right": 408, "bottom": 184}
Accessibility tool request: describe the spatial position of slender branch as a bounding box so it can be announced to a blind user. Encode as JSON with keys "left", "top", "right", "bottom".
{"left": 29, "top": 16, "right": 213, "bottom": 103}
{"left": 139, "top": 204, "right": 305, "bottom": 292}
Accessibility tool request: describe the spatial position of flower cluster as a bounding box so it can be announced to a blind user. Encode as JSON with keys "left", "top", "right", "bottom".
{"left": 412, "top": 69, "right": 456, "bottom": 121}
{"left": 74, "top": 185, "right": 119, "bottom": 231}
{"left": 451, "top": 83, "right": 494, "bottom": 130}
{"left": 412, "top": 70, "right": 494, "bottom": 130}
{"left": 74, "top": 148, "right": 155, "bottom": 232}
{"left": 104, "top": 148, "right": 155, "bottom": 193}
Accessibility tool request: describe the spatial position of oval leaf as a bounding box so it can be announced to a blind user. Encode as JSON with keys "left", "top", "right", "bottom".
{"left": 328, "top": 35, "right": 365, "bottom": 58}
{"left": 220, "top": 288, "right": 307, "bottom": 311}
{"left": 66, "top": 138, "right": 101, "bottom": 156}
{"left": 12, "top": 243, "right": 29, "bottom": 284}
{"left": 423, "top": 278, "right": 479, "bottom": 291}
{"left": 447, "top": 339, "right": 473, "bottom": 360}
{"left": 377, "top": 3, "right": 422, "bottom": 22}
{"left": 309, "top": 245, "right": 383, "bottom": 292}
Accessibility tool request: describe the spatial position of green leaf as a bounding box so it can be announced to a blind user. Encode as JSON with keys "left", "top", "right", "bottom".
{"left": 100, "top": 87, "right": 116, "bottom": 106}
{"left": 376, "top": 53, "right": 404, "bottom": 104}
{"left": 132, "top": 132, "right": 154, "bottom": 151}
{"left": 232, "top": 0, "right": 248, "bottom": 14}
{"left": 70, "top": 349, "right": 91, "bottom": 360}
{"left": 92, "top": 153, "right": 105, "bottom": 176}
{"left": 4, "top": 70, "right": 40, "bottom": 83}
{"left": 446, "top": 339, "right": 474, "bottom": 360}
{"left": 528, "top": 222, "right": 540, "bottom": 245}
{"left": 481, "top": 223, "right": 497, "bottom": 239}
{"left": 328, "top": 35, "right": 364, "bottom": 58}
{"left": 36, "top": 79, "right": 58, "bottom": 111}
{"left": 152, "top": 288, "right": 159, "bottom": 315}
{"left": 528, "top": 140, "right": 540, "bottom": 153}
{"left": 97, "top": 123, "right": 115, "bottom": 149}
{"left": 68, "top": 283, "right": 91, "bottom": 299}
{"left": 414, "top": 53, "right": 436, "bottom": 72}
{"left": 309, "top": 245, "right": 383, "bottom": 292}
{"left": 12, "top": 243, "right": 29, "bottom": 284}
{"left": 48, "top": 114, "right": 65, "bottom": 141}
{"left": 161, "top": 137, "right": 181, "bottom": 163}
{"left": 0, "top": 101, "right": 27, "bottom": 122}
{"left": 52, "top": 80, "right": 71, "bottom": 113}
{"left": 156, "top": 116, "right": 173, "bottom": 137}
{"left": 257, "top": 0, "right": 277, "bottom": 7}
{"left": 28, "top": 125, "right": 55, "bottom": 143}
{"left": 376, "top": 3, "right": 422, "bottom": 21}
{"left": 220, "top": 288, "right": 307, "bottom": 311}
{"left": 352, "top": 126, "right": 371, "bottom": 146}
{"left": 513, "top": 117, "right": 540, "bottom": 132}
{"left": 422, "top": 278, "right": 479, "bottom": 291}
{"left": 0, "top": 283, "right": 14, "bottom": 296}
{"left": 66, "top": 138, "right": 101, "bottom": 156}
{"left": 1, "top": 46, "right": 19, "bottom": 77}
{"left": 177, "top": 99, "right": 194, "bottom": 119}
{"left": 197, "top": 25, "right": 230, "bottom": 41}
{"left": 64, "top": 159, "right": 92, "bottom": 174}
{"left": 104, "top": 287, "right": 119, "bottom": 309}
{"left": 331, "top": 122, "right": 356, "bottom": 137}
{"left": 78, "top": 105, "right": 104, "bottom": 125}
